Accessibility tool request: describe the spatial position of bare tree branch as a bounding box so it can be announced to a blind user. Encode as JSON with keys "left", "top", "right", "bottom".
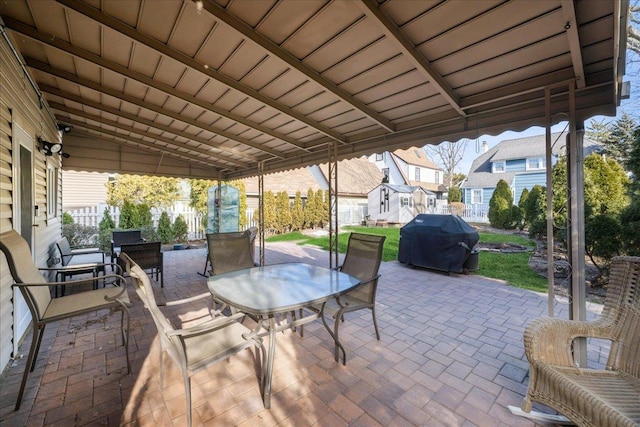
{"left": 425, "top": 139, "right": 470, "bottom": 188}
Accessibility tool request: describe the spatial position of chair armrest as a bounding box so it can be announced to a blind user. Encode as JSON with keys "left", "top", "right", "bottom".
{"left": 13, "top": 273, "right": 127, "bottom": 293}
{"left": 166, "top": 312, "right": 247, "bottom": 338}
{"left": 71, "top": 247, "right": 104, "bottom": 255}
{"left": 163, "top": 292, "right": 211, "bottom": 307}
{"left": 523, "top": 316, "right": 617, "bottom": 367}
{"left": 40, "top": 262, "right": 123, "bottom": 275}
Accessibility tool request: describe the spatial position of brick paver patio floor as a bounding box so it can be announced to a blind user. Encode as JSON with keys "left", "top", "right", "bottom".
{"left": 0, "top": 241, "right": 606, "bottom": 426}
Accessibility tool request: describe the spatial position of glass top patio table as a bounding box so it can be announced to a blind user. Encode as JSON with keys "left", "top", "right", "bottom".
{"left": 207, "top": 262, "right": 361, "bottom": 315}
{"left": 207, "top": 262, "right": 361, "bottom": 408}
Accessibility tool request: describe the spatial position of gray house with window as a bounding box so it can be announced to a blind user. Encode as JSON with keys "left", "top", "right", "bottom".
{"left": 461, "top": 132, "right": 600, "bottom": 211}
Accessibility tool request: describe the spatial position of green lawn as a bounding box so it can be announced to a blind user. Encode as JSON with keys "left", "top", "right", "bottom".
{"left": 267, "top": 226, "right": 548, "bottom": 293}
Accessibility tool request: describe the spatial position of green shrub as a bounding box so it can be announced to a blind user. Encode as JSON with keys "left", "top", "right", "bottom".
{"left": 522, "top": 185, "right": 546, "bottom": 239}
{"left": 140, "top": 225, "right": 159, "bottom": 243}
{"left": 157, "top": 211, "right": 173, "bottom": 244}
{"left": 448, "top": 186, "right": 461, "bottom": 203}
{"left": 135, "top": 203, "right": 153, "bottom": 228}
{"left": 488, "top": 180, "right": 521, "bottom": 229}
{"left": 62, "top": 212, "right": 74, "bottom": 225}
{"left": 62, "top": 224, "right": 99, "bottom": 247}
{"left": 119, "top": 201, "right": 136, "bottom": 229}
{"left": 173, "top": 214, "right": 189, "bottom": 242}
{"left": 99, "top": 208, "right": 115, "bottom": 230}
{"left": 585, "top": 214, "right": 623, "bottom": 273}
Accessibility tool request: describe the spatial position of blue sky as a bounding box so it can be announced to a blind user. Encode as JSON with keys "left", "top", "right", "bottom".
{"left": 451, "top": 55, "right": 640, "bottom": 175}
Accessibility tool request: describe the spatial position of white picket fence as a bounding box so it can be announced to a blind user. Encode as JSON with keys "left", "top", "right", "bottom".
{"left": 438, "top": 204, "right": 489, "bottom": 223}
{"left": 66, "top": 203, "right": 485, "bottom": 238}
{"left": 67, "top": 204, "right": 208, "bottom": 240}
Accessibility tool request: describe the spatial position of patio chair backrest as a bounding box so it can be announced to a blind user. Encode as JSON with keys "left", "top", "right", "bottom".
{"left": 125, "top": 255, "right": 177, "bottom": 352}
{"left": 206, "top": 232, "right": 255, "bottom": 275}
{"left": 340, "top": 233, "right": 386, "bottom": 302}
{"left": 602, "top": 256, "right": 640, "bottom": 376}
{"left": 0, "top": 230, "right": 51, "bottom": 318}
{"left": 120, "top": 241, "right": 162, "bottom": 270}
{"left": 56, "top": 237, "right": 74, "bottom": 266}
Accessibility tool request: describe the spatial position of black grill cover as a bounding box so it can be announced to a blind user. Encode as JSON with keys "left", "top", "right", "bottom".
{"left": 398, "top": 214, "right": 479, "bottom": 273}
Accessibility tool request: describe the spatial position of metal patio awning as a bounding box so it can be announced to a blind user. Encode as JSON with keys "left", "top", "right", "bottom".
{"left": 0, "top": 0, "right": 629, "bottom": 180}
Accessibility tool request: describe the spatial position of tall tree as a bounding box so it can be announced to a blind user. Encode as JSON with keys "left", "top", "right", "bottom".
{"left": 304, "top": 189, "right": 316, "bottom": 228}
{"left": 262, "top": 191, "right": 276, "bottom": 233}
{"left": 291, "top": 191, "right": 304, "bottom": 231}
{"left": 603, "top": 113, "right": 638, "bottom": 169}
{"left": 424, "top": 139, "right": 470, "bottom": 187}
{"left": 106, "top": 174, "right": 179, "bottom": 208}
{"left": 275, "top": 191, "right": 292, "bottom": 234}
{"left": 314, "top": 189, "right": 325, "bottom": 228}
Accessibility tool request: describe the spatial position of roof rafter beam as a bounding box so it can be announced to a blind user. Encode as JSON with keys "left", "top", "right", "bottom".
{"left": 54, "top": 0, "right": 346, "bottom": 146}
{"left": 196, "top": 0, "right": 396, "bottom": 133}
{"left": 356, "top": 0, "right": 466, "bottom": 117}
{"left": 23, "top": 57, "right": 290, "bottom": 161}
{"left": 51, "top": 103, "right": 238, "bottom": 168}
{"left": 3, "top": 16, "right": 307, "bottom": 154}
{"left": 560, "top": 0, "right": 586, "bottom": 89}
{"left": 61, "top": 117, "right": 229, "bottom": 170}
{"left": 40, "top": 84, "right": 251, "bottom": 168}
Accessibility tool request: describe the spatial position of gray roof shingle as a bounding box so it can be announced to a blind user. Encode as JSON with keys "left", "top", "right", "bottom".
{"left": 462, "top": 132, "right": 600, "bottom": 189}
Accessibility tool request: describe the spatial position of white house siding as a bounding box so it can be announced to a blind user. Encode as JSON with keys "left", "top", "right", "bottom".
{"left": 0, "top": 34, "right": 62, "bottom": 371}
{"left": 62, "top": 170, "right": 110, "bottom": 210}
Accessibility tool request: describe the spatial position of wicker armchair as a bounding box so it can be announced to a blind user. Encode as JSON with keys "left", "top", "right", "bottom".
{"left": 520, "top": 256, "right": 640, "bottom": 427}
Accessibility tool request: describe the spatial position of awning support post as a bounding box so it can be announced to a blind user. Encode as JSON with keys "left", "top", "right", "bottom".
{"left": 258, "top": 161, "right": 265, "bottom": 266}
{"left": 328, "top": 141, "right": 338, "bottom": 269}
{"left": 566, "top": 83, "right": 587, "bottom": 367}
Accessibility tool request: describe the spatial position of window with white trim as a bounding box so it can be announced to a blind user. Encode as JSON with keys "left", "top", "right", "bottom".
{"left": 493, "top": 161, "right": 505, "bottom": 173}
{"left": 376, "top": 153, "right": 383, "bottom": 161}
{"left": 471, "top": 189, "right": 483, "bottom": 204}
{"left": 400, "top": 196, "right": 413, "bottom": 207}
{"left": 47, "top": 164, "right": 58, "bottom": 218}
{"left": 415, "top": 167, "right": 421, "bottom": 181}
{"left": 526, "top": 157, "right": 546, "bottom": 170}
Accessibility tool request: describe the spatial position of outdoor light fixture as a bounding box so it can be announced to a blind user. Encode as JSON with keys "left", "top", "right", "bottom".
{"left": 57, "top": 123, "right": 72, "bottom": 133}
{"left": 38, "top": 137, "right": 62, "bottom": 156}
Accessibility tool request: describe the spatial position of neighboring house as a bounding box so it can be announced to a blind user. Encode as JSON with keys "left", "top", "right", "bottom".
{"left": 368, "top": 184, "right": 438, "bottom": 224}
{"left": 244, "top": 157, "right": 383, "bottom": 225}
{"left": 461, "top": 132, "right": 601, "bottom": 212}
{"left": 369, "top": 147, "right": 446, "bottom": 196}
{"left": 1, "top": 36, "right": 63, "bottom": 370}
{"left": 62, "top": 170, "right": 109, "bottom": 211}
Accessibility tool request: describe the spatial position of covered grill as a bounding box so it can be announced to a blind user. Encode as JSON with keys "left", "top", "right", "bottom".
{"left": 398, "top": 214, "right": 479, "bottom": 274}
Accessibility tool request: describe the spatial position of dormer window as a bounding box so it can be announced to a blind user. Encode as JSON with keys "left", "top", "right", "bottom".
{"left": 527, "top": 157, "right": 546, "bottom": 170}
{"left": 493, "top": 161, "right": 505, "bottom": 173}
{"left": 414, "top": 149, "right": 422, "bottom": 158}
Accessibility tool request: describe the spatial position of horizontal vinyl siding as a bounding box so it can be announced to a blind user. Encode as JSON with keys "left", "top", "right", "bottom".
{"left": 0, "top": 33, "right": 62, "bottom": 371}
{"left": 62, "top": 170, "right": 109, "bottom": 211}
{"left": 0, "top": 98, "right": 13, "bottom": 371}
{"left": 514, "top": 172, "right": 547, "bottom": 204}
{"left": 505, "top": 159, "right": 526, "bottom": 172}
